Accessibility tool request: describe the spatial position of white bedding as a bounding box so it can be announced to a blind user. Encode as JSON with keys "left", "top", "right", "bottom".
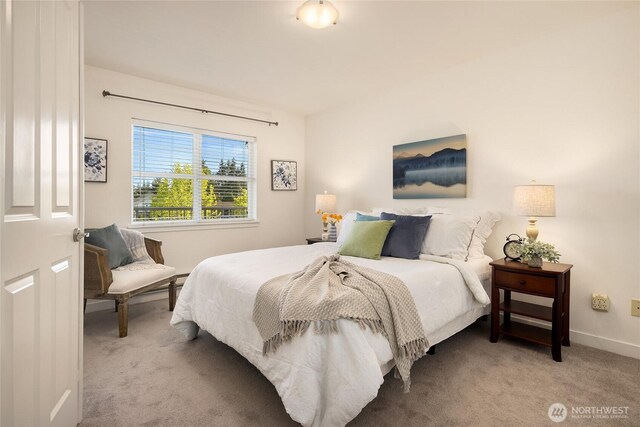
{"left": 170, "top": 243, "right": 490, "bottom": 427}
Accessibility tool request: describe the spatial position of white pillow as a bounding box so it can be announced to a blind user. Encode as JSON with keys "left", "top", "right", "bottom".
{"left": 426, "top": 207, "right": 501, "bottom": 259}
{"left": 421, "top": 213, "right": 480, "bottom": 260}
{"left": 469, "top": 211, "right": 501, "bottom": 258}
{"left": 371, "top": 207, "right": 428, "bottom": 216}
{"left": 336, "top": 210, "right": 375, "bottom": 246}
{"left": 118, "top": 228, "right": 154, "bottom": 263}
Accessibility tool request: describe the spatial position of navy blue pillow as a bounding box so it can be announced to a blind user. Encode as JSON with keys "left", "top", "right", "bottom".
{"left": 380, "top": 213, "right": 432, "bottom": 259}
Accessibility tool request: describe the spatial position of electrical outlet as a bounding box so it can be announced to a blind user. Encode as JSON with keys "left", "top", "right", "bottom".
{"left": 632, "top": 298, "right": 640, "bottom": 317}
{"left": 592, "top": 293, "right": 609, "bottom": 312}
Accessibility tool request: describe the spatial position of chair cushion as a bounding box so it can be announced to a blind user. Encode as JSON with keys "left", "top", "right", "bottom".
{"left": 86, "top": 224, "right": 134, "bottom": 269}
{"left": 108, "top": 264, "right": 176, "bottom": 295}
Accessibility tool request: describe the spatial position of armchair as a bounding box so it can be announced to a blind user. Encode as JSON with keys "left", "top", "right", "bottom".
{"left": 84, "top": 235, "right": 177, "bottom": 337}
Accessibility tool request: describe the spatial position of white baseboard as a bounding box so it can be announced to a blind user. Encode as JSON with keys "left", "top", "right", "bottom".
{"left": 509, "top": 314, "right": 640, "bottom": 360}
{"left": 569, "top": 329, "right": 640, "bottom": 359}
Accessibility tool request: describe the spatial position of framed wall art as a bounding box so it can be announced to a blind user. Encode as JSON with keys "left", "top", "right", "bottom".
{"left": 84, "top": 137, "right": 108, "bottom": 183}
{"left": 271, "top": 160, "right": 297, "bottom": 191}
{"left": 393, "top": 134, "right": 467, "bottom": 199}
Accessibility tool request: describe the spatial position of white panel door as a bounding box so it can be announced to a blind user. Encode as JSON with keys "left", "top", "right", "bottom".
{"left": 1, "top": 0, "right": 82, "bottom": 426}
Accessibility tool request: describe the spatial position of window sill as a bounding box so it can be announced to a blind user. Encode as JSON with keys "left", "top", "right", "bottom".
{"left": 128, "top": 219, "right": 259, "bottom": 233}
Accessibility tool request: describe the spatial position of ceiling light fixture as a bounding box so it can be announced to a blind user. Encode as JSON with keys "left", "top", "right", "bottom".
{"left": 296, "top": 0, "right": 339, "bottom": 29}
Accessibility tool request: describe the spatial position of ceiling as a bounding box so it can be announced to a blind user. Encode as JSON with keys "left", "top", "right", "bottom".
{"left": 84, "top": 1, "right": 632, "bottom": 115}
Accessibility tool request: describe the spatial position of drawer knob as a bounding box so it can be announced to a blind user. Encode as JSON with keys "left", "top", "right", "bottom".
{"left": 519, "top": 279, "right": 527, "bottom": 285}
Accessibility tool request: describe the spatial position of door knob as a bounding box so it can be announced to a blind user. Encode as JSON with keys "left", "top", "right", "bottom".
{"left": 73, "top": 228, "right": 89, "bottom": 242}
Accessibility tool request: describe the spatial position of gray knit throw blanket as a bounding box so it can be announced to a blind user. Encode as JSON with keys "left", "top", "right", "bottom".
{"left": 253, "top": 255, "right": 428, "bottom": 392}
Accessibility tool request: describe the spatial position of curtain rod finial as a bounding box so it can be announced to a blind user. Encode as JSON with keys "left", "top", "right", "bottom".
{"left": 102, "top": 90, "right": 110, "bottom": 97}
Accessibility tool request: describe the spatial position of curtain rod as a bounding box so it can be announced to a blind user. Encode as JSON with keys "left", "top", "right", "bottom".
{"left": 102, "top": 90, "right": 278, "bottom": 127}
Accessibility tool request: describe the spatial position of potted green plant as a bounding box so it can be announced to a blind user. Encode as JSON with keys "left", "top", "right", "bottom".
{"left": 520, "top": 239, "right": 561, "bottom": 268}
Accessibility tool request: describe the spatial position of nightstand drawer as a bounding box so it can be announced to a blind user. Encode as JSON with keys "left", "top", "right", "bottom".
{"left": 495, "top": 270, "right": 556, "bottom": 296}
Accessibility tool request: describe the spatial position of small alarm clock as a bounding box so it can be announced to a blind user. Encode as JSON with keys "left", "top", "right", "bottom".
{"left": 503, "top": 234, "right": 524, "bottom": 261}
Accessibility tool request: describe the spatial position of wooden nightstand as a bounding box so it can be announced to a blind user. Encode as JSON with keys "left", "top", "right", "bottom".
{"left": 306, "top": 237, "right": 324, "bottom": 245}
{"left": 489, "top": 258, "right": 573, "bottom": 362}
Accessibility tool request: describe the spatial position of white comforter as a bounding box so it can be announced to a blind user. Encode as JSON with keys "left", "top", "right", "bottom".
{"left": 170, "top": 243, "right": 489, "bottom": 427}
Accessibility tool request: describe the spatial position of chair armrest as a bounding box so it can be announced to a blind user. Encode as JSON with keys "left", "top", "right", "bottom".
{"left": 84, "top": 243, "right": 113, "bottom": 298}
{"left": 144, "top": 237, "right": 165, "bottom": 265}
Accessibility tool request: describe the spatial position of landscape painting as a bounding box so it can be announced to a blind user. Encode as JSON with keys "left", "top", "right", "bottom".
{"left": 393, "top": 134, "right": 467, "bottom": 198}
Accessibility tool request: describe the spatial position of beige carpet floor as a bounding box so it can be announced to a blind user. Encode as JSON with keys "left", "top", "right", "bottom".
{"left": 81, "top": 299, "right": 639, "bottom": 426}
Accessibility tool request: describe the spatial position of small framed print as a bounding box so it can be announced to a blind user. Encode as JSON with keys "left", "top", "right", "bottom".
{"left": 84, "top": 137, "right": 108, "bottom": 183}
{"left": 271, "top": 160, "right": 297, "bottom": 191}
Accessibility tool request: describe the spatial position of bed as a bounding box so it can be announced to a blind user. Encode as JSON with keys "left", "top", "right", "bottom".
{"left": 170, "top": 241, "right": 493, "bottom": 427}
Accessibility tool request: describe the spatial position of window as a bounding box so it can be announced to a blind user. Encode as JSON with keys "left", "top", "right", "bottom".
{"left": 132, "top": 122, "right": 256, "bottom": 226}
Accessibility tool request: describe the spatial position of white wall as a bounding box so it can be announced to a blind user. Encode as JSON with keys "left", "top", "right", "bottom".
{"left": 85, "top": 66, "right": 306, "bottom": 275}
{"left": 305, "top": 8, "right": 640, "bottom": 357}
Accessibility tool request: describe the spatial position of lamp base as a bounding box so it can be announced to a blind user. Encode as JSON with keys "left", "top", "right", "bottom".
{"left": 526, "top": 217, "right": 539, "bottom": 241}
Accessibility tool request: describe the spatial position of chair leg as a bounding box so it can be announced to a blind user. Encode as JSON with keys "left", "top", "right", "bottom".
{"left": 116, "top": 295, "right": 129, "bottom": 338}
{"left": 169, "top": 279, "right": 177, "bottom": 311}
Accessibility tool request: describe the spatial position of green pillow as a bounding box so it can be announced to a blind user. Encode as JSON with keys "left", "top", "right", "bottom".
{"left": 339, "top": 220, "right": 395, "bottom": 260}
{"left": 86, "top": 224, "right": 134, "bottom": 269}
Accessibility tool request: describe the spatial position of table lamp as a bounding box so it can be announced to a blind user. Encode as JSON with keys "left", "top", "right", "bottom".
{"left": 513, "top": 181, "right": 555, "bottom": 241}
{"left": 315, "top": 191, "right": 336, "bottom": 238}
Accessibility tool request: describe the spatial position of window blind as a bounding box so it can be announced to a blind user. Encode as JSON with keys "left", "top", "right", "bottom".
{"left": 132, "top": 122, "right": 256, "bottom": 224}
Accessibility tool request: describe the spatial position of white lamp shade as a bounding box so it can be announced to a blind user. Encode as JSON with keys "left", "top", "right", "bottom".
{"left": 315, "top": 193, "right": 337, "bottom": 213}
{"left": 513, "top": 184, "right": 556, "bottom": 217}
{"left": 296, "top": 0, "right": 339, "bottom": 29}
